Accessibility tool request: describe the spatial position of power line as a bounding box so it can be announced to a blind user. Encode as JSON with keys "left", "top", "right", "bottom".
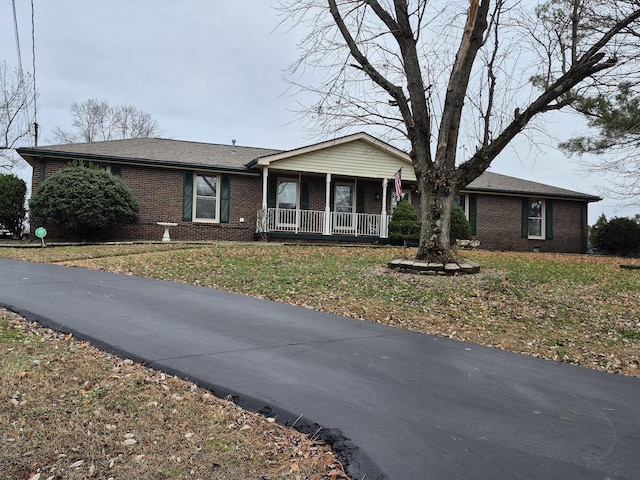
{"left": 12, "top": 0, "right": 24, "bottom": 76}
{"left": 31, "top": 0, "right": 38, "bottom": 146}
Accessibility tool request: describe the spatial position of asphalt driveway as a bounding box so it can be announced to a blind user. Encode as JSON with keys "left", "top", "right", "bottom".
{"left": 1, "top": 258, "right": 639, "bottom": 479}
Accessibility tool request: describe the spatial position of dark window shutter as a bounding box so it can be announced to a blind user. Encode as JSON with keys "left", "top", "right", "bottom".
{"left": 521, "top": 198, "right": 529, "bottom": 238}
{"left": 545, "top": 200, "right": 553, "bottom": 240}
{"left": 300, "top": 181, "right": 310, "bottom": 210}
{"left": 110, "top": 165, "right": 122, "bottom": 177}
{"left": 356, "top": 184, "right": 365, "bottom": 213}
{"left": 182, "top": 172, "right": 194, "bottom": 221}
{"left": 469, "top": 194, "right": 477, "bottom": 236}
{"left": 220, "top": 175, "right": 230, "bottom": 223}
{"left": 39, "top": 155, "right": 45, "bottom": 184}
{"left": 329, "top": 181, "right": 335, "bottom": 211}
{"left": 267, "top": 177, "right": 277, "bottom": 209}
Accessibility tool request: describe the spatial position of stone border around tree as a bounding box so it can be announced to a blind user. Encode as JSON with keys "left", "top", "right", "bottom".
{"left": 387, "top": 258, "right": 481, "bottom": 275}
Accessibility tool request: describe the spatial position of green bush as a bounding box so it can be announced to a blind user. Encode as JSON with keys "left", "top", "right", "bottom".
{"left": 29, "top": 166, "right": 139, "bottom": 239}
{"left": 388, "top": 199, "right": 420, "bottom": 245}
{"left": 388, "top": 200, "right": 474, "bottom": 246}
{"left": 596, "top": 216, "right": 640, "bottom": 257}
{"left": 450, "top": 203, "right": 471, "bottom": 244}
{"left": 590, "top": 213, "right": 608, "bottom": 250}
{"left": 0, "top": 173, "right": 27, "bottom": 237}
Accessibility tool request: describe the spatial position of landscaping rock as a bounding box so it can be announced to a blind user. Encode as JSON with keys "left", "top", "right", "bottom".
{"left": 388, "top": 258, "right": 480, "bottom": 275}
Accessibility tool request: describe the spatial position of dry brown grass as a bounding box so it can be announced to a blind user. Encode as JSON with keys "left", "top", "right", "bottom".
{"left": 1, "top": 243, "right": 639, "bottom": 480}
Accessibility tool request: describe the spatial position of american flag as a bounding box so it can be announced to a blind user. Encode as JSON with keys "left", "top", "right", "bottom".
{"left": 394, "top": 168, "right": 402, "bottom": 201}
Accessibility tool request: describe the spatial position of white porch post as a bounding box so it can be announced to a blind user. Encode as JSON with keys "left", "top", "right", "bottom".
{"left": 323, "top": 173, "right": 332, "bottom": 235}
{"left": 259, "top": 167, "right": 269, "bottom": 233}
{"left": 261, "top": 167, "right": 268, "bottom": 210}
{"left": 380, "top": 178, "right": 389, "bottom": 238}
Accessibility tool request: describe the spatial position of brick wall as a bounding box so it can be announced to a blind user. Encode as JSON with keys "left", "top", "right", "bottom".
{"left": 474, "top": 194, "right": 587, "bottom": 253}
{"left": 28, "top": 157, "right": 587, "bottom": 252}
{"left": 27, "top": 158, "right": 262, "bottom": 242}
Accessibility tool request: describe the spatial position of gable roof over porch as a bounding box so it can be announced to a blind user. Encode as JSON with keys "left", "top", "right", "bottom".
{"left": 250, "top": 132, "right": 417, "bottom": 182}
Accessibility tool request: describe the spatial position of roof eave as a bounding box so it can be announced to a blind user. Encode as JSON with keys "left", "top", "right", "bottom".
{"left": 16, "top": 147, "right": 259, "bottom": 175}
{"left": 460, "top": 186, "right": 601, "bottom": 202}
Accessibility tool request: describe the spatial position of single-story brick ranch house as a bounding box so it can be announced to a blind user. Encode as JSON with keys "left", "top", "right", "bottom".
{"left": 17, "top": 132, "right": 600, "bottom": 253}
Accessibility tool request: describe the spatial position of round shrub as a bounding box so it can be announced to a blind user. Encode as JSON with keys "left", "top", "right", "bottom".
{"left": 596, "top": 216, "right": 640, "bottom": 257}
{"left": 0, "top": 173, "right": 27, "bottom": 237}
{"left": 29, "top": 166, "right": 139, "bottom": 239}
{"left": 388, "top": 199, "right": 420, "bottom": 245}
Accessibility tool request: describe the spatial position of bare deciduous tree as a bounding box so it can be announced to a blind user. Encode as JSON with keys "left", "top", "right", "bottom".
{"left": 279, "top": 0, "right": 640, "bottom": 262}
{"left": 0, "top": 60, "right": 34, "bottom": 170}
{"left": 53, "top": 98, "right": 161, "bottom": 144}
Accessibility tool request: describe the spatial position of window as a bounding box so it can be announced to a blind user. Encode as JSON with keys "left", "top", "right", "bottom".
{"left": 391, "top": 191, "right": 411, "bottom": 211}
{"left": 527, "top": 199, "right": 544, "bottom": 239}
{"left": 277, "top": 180, "right": 298, "bottom": 210}
{"left": 195, "top": 174, "right": 219, "bottom": 222}
{"left": 334, "top": 183, "right": 354, "bottom": 229}
{"left": 455, "top": 194, "right": 468, "bottom": 218}
{"left": 182, "top": 173, "right": 230, "bottom": 224}
{"left": 277, "top": 179, "right": 298, "bottom": 225}
{"left": 106, "top": 165, "right": 122, "bottom": 177}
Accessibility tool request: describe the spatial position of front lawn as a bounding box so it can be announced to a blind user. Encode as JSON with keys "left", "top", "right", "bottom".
{"left": 2, "top": 243, "right": 638, "bottom": 376}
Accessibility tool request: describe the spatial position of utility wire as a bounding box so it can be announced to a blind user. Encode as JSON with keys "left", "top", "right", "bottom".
{"left": 31, "top": 0, "right": 38, "bottom": 146}
{"left": 12, "top": 0, "right": 24, "bottom": 77}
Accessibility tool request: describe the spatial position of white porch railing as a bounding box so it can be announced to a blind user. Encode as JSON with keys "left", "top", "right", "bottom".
{"left": 257, "top": 208, "right": 390, "bottom": 237}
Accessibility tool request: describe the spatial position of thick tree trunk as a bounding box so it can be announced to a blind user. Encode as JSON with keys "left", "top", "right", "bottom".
{"left": 415, "top": 169, "right": 457, "bottom": 263}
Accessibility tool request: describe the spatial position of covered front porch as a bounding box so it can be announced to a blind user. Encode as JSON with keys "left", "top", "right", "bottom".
{"left": 251, "top": 133, "right": 417, "bottom": 242}
{"left": 257, "top": 207, "right": 393, "bottom": 239}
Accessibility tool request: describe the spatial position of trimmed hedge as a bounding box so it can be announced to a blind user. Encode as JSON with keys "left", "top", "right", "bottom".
{"left": 29, "top": 166, "right": 139, "bottom": 239}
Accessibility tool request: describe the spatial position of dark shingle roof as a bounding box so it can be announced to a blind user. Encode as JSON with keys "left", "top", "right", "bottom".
{"left": 18, "top": 137, "right": 283, "bottom": 172}
{"left": 462, "top": 171, "right": 600, "bottom": 201}
{"left": 18, "top": 138, "right": 601, "bottom": 202}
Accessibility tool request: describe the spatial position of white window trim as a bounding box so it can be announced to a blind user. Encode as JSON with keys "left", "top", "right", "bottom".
{"left": 528, "top": 199, "right": 545, "bottom": 240}
{"left": 276, "top": 177, "right": 300, "bottom": 227}
{"left": 334, "top": 182, "right": 356, "bottom": 231}
{"left": 456, "top": 194, "right": 469, "bottom": 219}
{"left": 193, "top": 173, "right": 220, "bottom": 223}
{"left": 277, "top": 178, "right": 300, "bottom": 208}
{"left": 334, "top": 182, "right": 355, "bottom": 213}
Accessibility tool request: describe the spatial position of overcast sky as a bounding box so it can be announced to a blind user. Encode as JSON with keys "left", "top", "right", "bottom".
{"left": 1, "top": 1, "right": 636, "bottom": 223}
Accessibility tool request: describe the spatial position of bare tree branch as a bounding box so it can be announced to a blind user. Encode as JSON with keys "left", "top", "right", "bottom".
{"left": 0, "top": 60, "right": 34, "bottom": 170}
{"left": 53, "top": 99, "right": 161, "bottom": 144}
{"left": 278, "top": 0, "right": 640, "bottom": 261}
